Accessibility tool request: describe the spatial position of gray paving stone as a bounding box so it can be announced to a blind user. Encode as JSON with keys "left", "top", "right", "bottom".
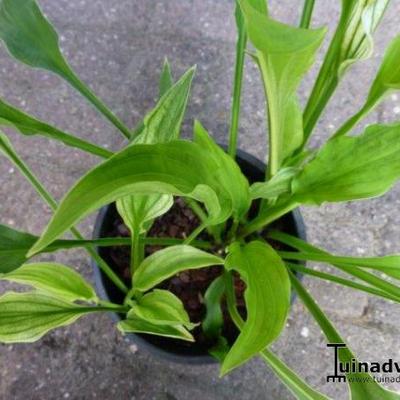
{"left": 1, "top": 1, "right": 400, "bottom": 399}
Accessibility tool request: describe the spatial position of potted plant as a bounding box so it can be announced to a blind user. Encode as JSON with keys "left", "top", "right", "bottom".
{"left": 1, "top": 0, "right": 400, "bottom": 398}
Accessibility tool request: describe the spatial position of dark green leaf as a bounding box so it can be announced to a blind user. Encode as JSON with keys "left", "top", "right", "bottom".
{"left": 131, "top": 289, "right": 195, "bottom": 329}
{"left": 221, "top": 241, "right": 290, "bottom": 375}
{"left": 292, "top": 123, "right": 400, "bottom": 205}
{"left": 0, "top": 292, "right": 94, "bottom": 343}
{"left": 133, "top": 245, "right": 223, "bottom": 292}
{"left": 28, "top": 140, "right": 242, "bottom": 256}
{"left": 239, "top": 0, "right": 326, "bottom": 172}
{"left": 0, "top": 262, "right": 97, "bottom": 302}
{"left": 0, "top": 0, "right": 130, "bottom": 138}
{"left": 0, "top": 223, "right": 36, "bottom": 273}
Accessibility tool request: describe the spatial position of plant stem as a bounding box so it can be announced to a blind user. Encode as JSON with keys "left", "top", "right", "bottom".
{"left": 63, "top": 66, "right": 131, "bottom": 140}
{"left": 239, "top": 201, "right": 298, "bottom": 238}
{"left": 223, "top": 271, "right": 244, "bottom": 329}
{"left": 2, "top": 139, "right": 128, "bottom": 293}
{"left": 183, "top": 222, "right": 207, "bottom": 245}
{"left": 131, "top": 232, "right": 143, "bottom": 275}
{"left": 299, "top": 0, "right": 315, "bottom": 29}
{"left": 287, "top": 263, "right": 400, "bottom": 303}
{"left": 228, "top": 3, "right": 247, "bottom": 159}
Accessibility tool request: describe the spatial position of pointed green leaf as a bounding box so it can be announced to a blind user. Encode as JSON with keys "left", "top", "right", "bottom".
{"left": 239, "top": 0, "right": 326, "bottom": 171}
{"left": 0, "top": 262, "right": 97, "bottom": 302}
{"left": 0, "top": 223, "right": 36, "bottom": 272}
{"left": 291, "top": 273, "right": 400, "bottom": 400}
{"left": 0, "top": 0, "right": 130, "bottom": 138}
{"left": 159, "top": 58, "right": 174, "bottom": 98}
{"left": 292, "top": 123, "right": 400, "bottom": 205}
{"left": 0, "top": 97, "right": 112, "bottom": 158}
{"left": 130, "top": 289, "right": 195, "bottom": 329}
{"left": 0, "top": 292, "right": 95, "bottom": 343}
{"left": 116, "top": 194, "right": 173, "bottom": 236}
{"left": 28, "top": 140, "right": 241, "bottom": 256}
{"left": 336, "top": 35, "right": 400, "bottom": 137}
{"left": 260, "top": 348, "right": 329, "bottom": 400}
{"left": 221, "top": 241, "right": 290, "bottom": 375}
{"left": 133, "top": 245, "right": 223, "bottom": 292}
{"left": 118, "top": 314, "right": 194, "bottom": 342}
{"left": 193, "top": 120, "right": 250, "bottom": 219}
{"left": 133, "top": 67, "right": 195, "bottom": 144}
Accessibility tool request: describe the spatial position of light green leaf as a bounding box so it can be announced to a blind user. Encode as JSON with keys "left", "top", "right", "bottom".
{"left": 118, "top": 314, "right": 194, "bottom": 342}
{"left": 260, "top": 348, "right": 329, "bottom": 400}
{"left": 336, "top": 35, "right": 400, "bottom": 137}
{"left": 0, "top": 292, "right": 94, "bottom": 343}
{"left": 338, "top": 0, "right": 389, "bottom": 77}
{"left": 28, "top": 140, "right": 241, "bottom": 256}
{"left": 291, "top": 273, "right": 400, "bottom": 400}
{"left": 133, "top": 67, "right": 195, "bottom": 144}
{"left": 159, "top": 58, "right": 174, "bottom": 98}
{"left": 0, "top": 262, "right": 97, "bottom": 302}
{"left": 250, "top": 168, "right": 298, "bottom": 200}
{"left": 133, "top": 245, "right": 223, "bottom": 292}
{"left": 130, "top": 289, "right": 195, "bottom": 329}
{"left": 303, "top": 0, "right": 389, "bottom": 138}
{"left": 0, "top": 223, "right": 36, "bottom": 273}
{"left": 116, "top": 194, "right": 173, "bottom": 236}
{"left": 0, "top": 0, "right": 130, "bottom": 138}
{"left": 0, "top": 97, "right": 112, "bottom": 158}
{"left": 221, "top": 241, "right": 290, "bottom": 375}
{"left": 292, "top": 123, "right": 400, "bottom": 205}
{"left": 193, "top": 120, "right": 250, "bottom": 219}
{"left": 239, "top": 0, "right": 326, "bottom": 172}
{"left": 203, "top": 275, "right": 225, "bottom": 339}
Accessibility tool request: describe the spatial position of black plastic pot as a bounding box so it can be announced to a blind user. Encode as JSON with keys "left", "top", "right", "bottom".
{"left": 92, "top": 147, "right": 306, "bottom": 364}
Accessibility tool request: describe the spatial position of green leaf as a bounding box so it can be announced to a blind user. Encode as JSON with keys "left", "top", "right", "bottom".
{"left": 203, "top": 275, "right": 225, "bottom": 339}
{"left": 303, "top": 0, "right": 389, "bottom": 139}
{"left": 159, "top": 58, "right": 174, "bottom": 98}
{"left": 0, "top": 262, "right": 97, "bottom": 302}
{"left": 260, "top": 348, "right": 329, "bottom": 400}
{"left": 118, "top": 314, "right": 194, "bottom": 342}
{"left": 28, "top": 140, "right": 242, "bottom": 256}
{"left": 130, "top": 289, "right": 195, "bottom": 329}
{"left": 290, "top": 272, "right": 400, "bottom": 400}
{"left": 0, "top": 97, "right": 112, "bottom": 158}
{"left": 292, "top": 123, "right": 400, "bottom": 205}
{"left": 0, "top": 223, "right": 36, "bottom": 273}
{"left": 221, "top": 241, "right": 290, "bottom": 375}
{"left": 193, "top": 120, "right": 250, "bottom": 219}
{"left": 116, "top": 194, "right": 173, "bottom": 236}
{"left": 335, "top": 35, "right": 400, "bottom": 137}
{"left": 239, "top": 0, "right": 326, "bottom": 173}
{"left": 133, "top": 67, "right": 195, "bottom": 144}
{"left": 0, "top": 0, "right": 130, "bottom": 138}
{"left": 250, "top": 168, "right": 298, "bottom": 200}
{"left": 209, "top": 336, "right": 230, "bottom": 363}
{"left": 0, "top": 292, "right": 95, "bottom": 343}
{"left": 133, "top": 245, "right": 223, "bottom": 292}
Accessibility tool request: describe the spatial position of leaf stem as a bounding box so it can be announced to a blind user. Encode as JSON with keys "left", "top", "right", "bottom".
{"left": 228, "top": 3, "right": 247, "bottom": 159}
{"left": 62, "top": 65, "right": 131, "bottom": 140}
{"left": 299, "top": 0, "right": 315, "bottom": 29}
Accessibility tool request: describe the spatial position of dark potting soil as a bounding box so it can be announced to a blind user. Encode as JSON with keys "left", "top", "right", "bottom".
{"left": 105, "top": 197, "right": 284, "bottom": 352}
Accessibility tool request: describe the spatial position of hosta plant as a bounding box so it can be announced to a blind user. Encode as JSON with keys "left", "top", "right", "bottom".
{"left": 1, "top": 0, "right": 400, "bottom": 398}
